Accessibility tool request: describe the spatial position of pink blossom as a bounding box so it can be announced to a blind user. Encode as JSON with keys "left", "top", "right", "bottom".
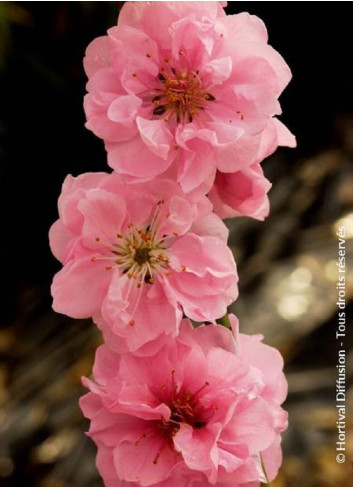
{"left": 80, "top": 315, "right": 288, "bottom": 486}
{"left": 83, "top": 1, "right": 295, "bottom": 194}
{"left": 49, "top": 172, "right": 237, "bottom": 352}
{"left": 208, "top": 116, "right": 297, "bottom": 219}
{"left": 208, "top": 163, "right": 271, "bottom": 220}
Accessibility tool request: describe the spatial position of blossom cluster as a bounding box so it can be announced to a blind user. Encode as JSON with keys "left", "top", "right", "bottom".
{"left": 50, "top": 1, "right": 294, "bottom": 486}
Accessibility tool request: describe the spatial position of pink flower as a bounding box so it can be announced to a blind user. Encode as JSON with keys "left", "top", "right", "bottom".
{"left": 208, "top": 163, "right": 271, "bottom": 220}
{"left": 83, "top": 1, "right": 295, "bottom": 194}
{"left": 208, "top": 116, "right": 296, "bottom": 220}
{"left": 49, "top": 172, "right": 237, "bottom": 352}
{"left": 80, "top": 315, "right": 288, "bottom": 486}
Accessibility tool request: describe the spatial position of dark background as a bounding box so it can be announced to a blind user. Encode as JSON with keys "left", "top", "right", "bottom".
{"left": 0, "top": 2, "right": 352, "bottom": 486}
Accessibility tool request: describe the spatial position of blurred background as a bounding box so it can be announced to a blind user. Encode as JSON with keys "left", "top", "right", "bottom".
{"left": 0, "top": 1, "right": 352, "bottom": 486}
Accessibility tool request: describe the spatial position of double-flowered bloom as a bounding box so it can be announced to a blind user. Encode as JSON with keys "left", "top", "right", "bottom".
{"left": 84, "top": 1, "right": 295, "bottom": 208}
{"left": 50, "top": 172, "right": 237, "bottom": 353}
{"left": 49, "top": 1, "right": 295, "bottom": 486}
{"left": 80, "top": 316, "right": 288, "bottom": 486}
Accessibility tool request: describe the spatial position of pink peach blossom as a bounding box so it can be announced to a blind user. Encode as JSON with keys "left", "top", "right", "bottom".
{"left": 83, "top": 1, "right": 295, "bottom": 194}
{"left": 208, "top": 163, "right": 271, "bottom": 220}
{"left": 208, "top": 115, "right": 296, "bottom": 219}
{"left": 49, "top": 172, "right": 237, "bottom": 352}
{"left": 80, "top": 315, "right": 288, "bottom": 486}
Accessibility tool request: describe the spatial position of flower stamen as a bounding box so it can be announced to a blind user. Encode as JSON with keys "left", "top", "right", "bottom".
{"left": 152, "top": 63, "right": 216, "bottom": 124}
{"left": 156, "top": 371, "right": 209, "bottom": 441}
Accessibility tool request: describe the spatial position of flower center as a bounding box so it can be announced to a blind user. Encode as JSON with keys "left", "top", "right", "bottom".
{"left": 113, "top": 224, "right": 169, "bottom": 287}
{"left": 158, "top": 391, "right": 207, "bottom": 441}
{"left": 134, "top": 373, "right": 218, "bottom": 465}
{"left": 153, "top": 62, "right": 215, "bottom": 124}
{"left": 133, "top": 246, "right": 151, "bottom": 266}
{"left": 157, "top": 373, "right": 211, "bottom": 441}
{"left": 91, "top": 201, "right": 171, "bottom": 288}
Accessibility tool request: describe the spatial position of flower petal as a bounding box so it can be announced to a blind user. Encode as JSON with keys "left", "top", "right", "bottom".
{"left": 51, "top": 257, "right": 112, "bottom": 318}
{"left": 78, "top": 189, "right": 127, "bottom": 249}
{"left": 231, "top": 398, "right": 276, "bottom": 455}
{"left": 114, "top": 436, "right": 177, "bottom": 486}
{"left": 107, "top": 94, "right": 142, "bottom": 126}
{"left": 49, "top": 219, "right": 77, "bottom": 263}
{"left": 106, "top": 135, "right": 173, "bottom": 180}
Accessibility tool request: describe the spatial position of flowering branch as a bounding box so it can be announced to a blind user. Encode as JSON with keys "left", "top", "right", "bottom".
{"left": 49, "top": 1, "right": 295, "bottom": 486}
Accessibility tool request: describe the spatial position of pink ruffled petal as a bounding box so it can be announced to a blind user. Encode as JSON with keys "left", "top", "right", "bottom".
{"left": 51, "top": 257, "right": 112, "bottom": 318}
{"left": 273, "top": 117, "right": 297, "bottom": 147}
{"left": 78, "top": 189, "right": 126, "bottom": 249}
{"left": 239, "top": 333, "right": 288, "bottom": 405}
{"left": 221, "top": 13, "right": 268, "bottom": 44}
{"left": 84, "top": 36, "right": 113, "bottom": 78}
{"left": 230, "top": 41, "right": 292, "bottom": 95}
{"left": 260, "top": 436, "right": 283, "bottom": 482}
{"left": 203, "top": 56, "right": 233, "bottom": 85}
{"left": 107, "top": 94, "right": 142, "bottom": 126}
{"left": 114, "top": 437, "right": 177, "bottom": 486}
{"left": 106, "top": 135, "right": 173, "bottom": 180}
{"left": 190, "top": 213, "right": 229, "bottom": 242}
{"left": 93, "top": 344, "right": 120, "bottom": 385}
{"left": 136, "top": 117, "right": 173, "bottom": 160}
{"left": 169, "top": 233, "right": 237, "bottom": 278}
{"left": 49, "top": 219, "right": 77, "bottom": 264}
{"left": 96, "top": 443, "right": 123, "bottom": 487}
{"left": 215, "top": 131, "right": 262, "bottom": 173}
{"left": 231, "top": 398, "right": 276, "bottom": 455}
{"left": 174, "top": 423, "right": 221, "bottom": 478}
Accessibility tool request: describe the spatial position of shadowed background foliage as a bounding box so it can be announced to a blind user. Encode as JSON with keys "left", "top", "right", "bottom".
{"left": 0, "top": 2, "right": 352, "bottom": 486}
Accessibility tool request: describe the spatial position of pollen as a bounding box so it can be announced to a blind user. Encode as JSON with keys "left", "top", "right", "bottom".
{"left": 236, "top": 110, "right": 245, "bottom": 121}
